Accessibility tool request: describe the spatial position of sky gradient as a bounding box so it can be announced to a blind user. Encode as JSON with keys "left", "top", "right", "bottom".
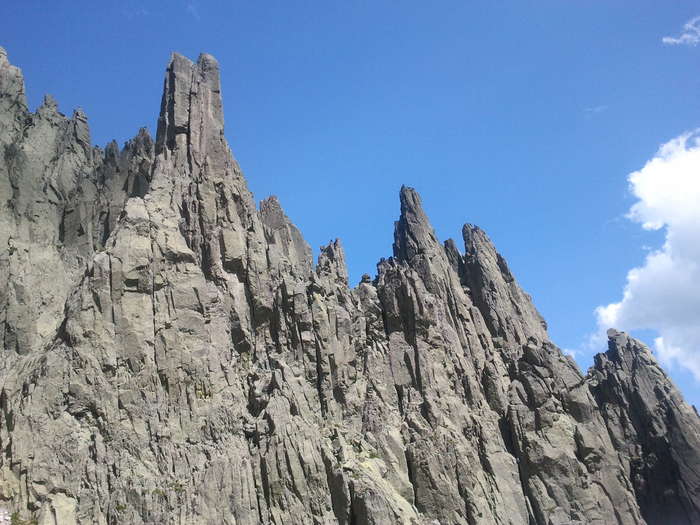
{"left": 2, "top": 1, "right": 699, "bottom": 405}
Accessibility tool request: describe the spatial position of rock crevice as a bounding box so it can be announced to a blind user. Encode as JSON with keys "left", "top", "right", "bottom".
{"left": 0, "top": 48, "right": 699, "bottom": 524}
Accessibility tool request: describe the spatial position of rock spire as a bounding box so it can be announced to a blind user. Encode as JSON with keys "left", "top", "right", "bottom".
{"left": 0, "top": 48, "right": 698, "bottom": 525}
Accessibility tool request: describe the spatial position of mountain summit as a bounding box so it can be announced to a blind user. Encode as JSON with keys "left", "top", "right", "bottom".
{"left": 0, "top": 49, "right": 698, "bottom": 525}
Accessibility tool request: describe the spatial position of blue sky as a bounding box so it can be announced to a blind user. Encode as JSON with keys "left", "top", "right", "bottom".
{"left": 2, "top": 1, "right": 700, "bottom": 405}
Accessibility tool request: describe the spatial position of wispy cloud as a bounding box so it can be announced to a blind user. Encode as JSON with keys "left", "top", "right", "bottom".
{"left": 186, "top": 2, "right": 201, "bottom": 20}
{"left": 585, "top": 105, "right": 608, "bottom": 114}
{"left": 584, "top": 105, "right": 609, "bottom": 119}
{"left": 663, "top": 16, "right": 700, "bottom": 46}
{"left": 563, "top": 348, "right": 578, "bottom": 359}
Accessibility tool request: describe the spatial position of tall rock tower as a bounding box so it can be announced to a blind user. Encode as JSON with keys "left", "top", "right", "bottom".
{"left": 0, "top": 48, "right": 698, "bottom": 524}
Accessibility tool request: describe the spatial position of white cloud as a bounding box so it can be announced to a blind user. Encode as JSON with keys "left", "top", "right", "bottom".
{"left": 596, "top": 131, "right": 700, "bottom": 378}
{"left": 663, "top": 16, "right": 700, "bottom": 46}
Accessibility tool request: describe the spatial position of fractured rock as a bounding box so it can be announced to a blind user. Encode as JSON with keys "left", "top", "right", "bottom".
{"left": 0, "top": 47, "right": 698, "bottom": 525}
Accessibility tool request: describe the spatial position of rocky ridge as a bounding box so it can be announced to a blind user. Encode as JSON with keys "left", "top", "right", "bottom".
{"left": 0, "top": 47, "right": 699, "bottom": 524}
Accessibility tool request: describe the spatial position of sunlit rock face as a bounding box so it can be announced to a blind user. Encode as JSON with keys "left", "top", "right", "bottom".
{"left": 0, "top": 47, "right": 699, "bottom": 525}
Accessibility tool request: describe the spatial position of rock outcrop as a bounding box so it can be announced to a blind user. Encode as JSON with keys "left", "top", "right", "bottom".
{"left": 0, "top": 47, "right": 698, "bottom": 525}
{"left": 589, "top": 330, "right": 700, "bottom": 525}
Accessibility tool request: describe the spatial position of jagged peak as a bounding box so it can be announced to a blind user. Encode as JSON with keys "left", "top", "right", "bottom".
{"left": 462, "top": 223, "right": 491, "bottom": 253}
{"left": 317, "top": 238, "right": 349, "bottom": 284}
{"left": 41, "top": 93, "right": 58, "bottom": 110}
{"left": 129, "top": 126, "right": 154, "bottom": 151}
{"left": 102, "top": 128, "right": 153, "bottom": 163}
{"left": 392, "top": 185, "right": 441, "bottom": 262}
{"left": 170, "top": 50, "right": 192, "bottom": 66}
{"left": 259, "top": 195, "right": 302, "bottom": 238}
{"left": 69, "top": 107, "right": 91, "bottom": 149}
{"left": 155, "top": 51, "right": 223, "bottom": 155}
{"left": 259, "top": 195, "right": 287, "bottom": 230}
{"left": 595, "top": 328, "right": 656, "bottom": 368}
{"left": 4, "top": 48, "right": 700, "bottom": 525}
{"left": 197, "top": 52, "right": 219, "bottom": 70}
{"left": 443, "top": 238, "right": 463, "bottom": 271}
{"left": 104, "top": 139, "right": 120, "bottom": 160}
{"left": 260, "top": 195, "right": 313, "bottom": 274}
{"left": 398, "top": 185, "right": 425, "bottom": 218}
{"left": 35, "top": 94, "right": 63, "bottom": 120}
{"left": 0, "top": 45, "right": 28, "bottom": 117}
{"left": 463, "top": 223, "right": 514, "bottom": 282}
{"left": 460, "top": 222, "right": 549, "bottom": 343}
{"left": 587, "top": 327, "right": 700, "bottom": 523}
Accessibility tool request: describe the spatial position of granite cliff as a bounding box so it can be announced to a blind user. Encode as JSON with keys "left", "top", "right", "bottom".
{"left": 0, "top": 48, "right": 699, "bottom": 525}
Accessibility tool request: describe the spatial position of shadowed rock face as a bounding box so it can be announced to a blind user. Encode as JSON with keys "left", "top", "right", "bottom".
{"left": 589, "top": 330, "right": 700, "bottom": 525}
{"left": 0, "top": 48, "right": 698, "bottom": 525}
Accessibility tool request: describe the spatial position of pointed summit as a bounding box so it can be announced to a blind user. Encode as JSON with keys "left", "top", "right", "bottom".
{"left": 589, "top": 330, "right": 700, "bottom": 524}
{"left": 392, "top": 186, "right": 441, "bottom": 262}
{"left": 260, "top": 196, "right": 313, "bottom": 276}
{"left": 5, "top": 48, "right": 700, "bottom": 525}
{"left": 317, "top": 238, "right": 349, "bottom": 285}
{"left": 155, "top": 52, "right": 224, "bottom": 159}
{"left": 461, "top": 223, "right": 548, "bottom": 344}
{"left": 0, "top": 46, "right": 28, "bottom": 130}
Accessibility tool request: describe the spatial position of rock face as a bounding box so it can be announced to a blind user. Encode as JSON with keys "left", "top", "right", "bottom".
{"left": 0, "top": 48, "right": 698, "bottom": 525}
{"left": 589, "top": 330, "right": 700, "bottom": 525}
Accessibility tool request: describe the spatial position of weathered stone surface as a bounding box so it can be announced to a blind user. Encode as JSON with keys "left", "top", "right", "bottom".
{"left": 0, "top": 47, "right": 699, "bottom": 524}
{"left": 589, "top": 329, "right": 700, "bottom": 525}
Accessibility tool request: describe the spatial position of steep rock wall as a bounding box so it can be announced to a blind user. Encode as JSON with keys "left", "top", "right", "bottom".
{"left": 0, "top": 48, "right": 698, "bottom": 525}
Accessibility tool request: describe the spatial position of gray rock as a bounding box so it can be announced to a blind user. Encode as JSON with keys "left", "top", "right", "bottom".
{"left": 588, "top": 329, "right": 700, "bottom": 525}
{"left": 0, "top": 47, "right": 698, "bottom": 524}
